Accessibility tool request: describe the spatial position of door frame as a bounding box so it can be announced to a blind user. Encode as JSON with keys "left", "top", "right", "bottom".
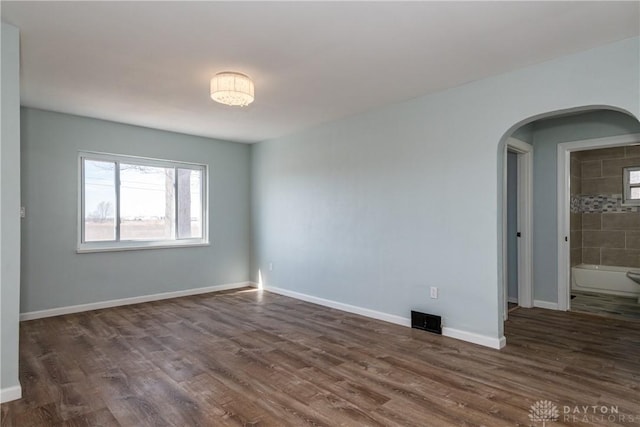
{"left": 502, "top": 137, "right": 534, "bottom": 320}
{"left": 556, "top": 133, "right": 640, "bottom": 311}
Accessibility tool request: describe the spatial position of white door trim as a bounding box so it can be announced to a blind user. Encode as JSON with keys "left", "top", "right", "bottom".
{"left": 503, "top": 137, "right": 534, "bottom": 322}
{"left": 556, "top": 133, "right": 640, "bottom": 311}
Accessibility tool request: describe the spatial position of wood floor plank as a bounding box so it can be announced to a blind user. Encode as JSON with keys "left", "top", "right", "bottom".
{"left": 59, "top": 407, "right": 120, "bottom": 427}
{"left": 2, "top": 287, "right": 639, "bottom": 426}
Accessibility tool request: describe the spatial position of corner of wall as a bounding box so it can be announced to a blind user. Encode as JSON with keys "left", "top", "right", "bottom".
{"left": 1, "top": 21, "right": 23, "bottom": 401}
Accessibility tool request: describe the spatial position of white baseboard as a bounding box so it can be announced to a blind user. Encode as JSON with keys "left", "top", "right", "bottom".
{"left": 507, "top": 297, "right": 518, "bottom": 304}
{"left": 1, "top": 384, "right": 22, "bottom": 403}
{"left": 263, "top": 285, "right": 505, "bottom": 349}
{"left": 264, "top": 285, "right": 411, "bottom": 327}
{"left": 442, "top": 327, "right": 506, "bottom": 349}
{"left": 534, "top": 300, "right": 559, "bottom": 310}
{"left": 20, "top": 281, "right": 252, "bottom": 321}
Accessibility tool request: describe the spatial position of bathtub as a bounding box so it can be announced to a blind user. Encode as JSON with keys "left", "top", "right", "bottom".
{"left": 572, "top": 264, "right": 640, "bottom": 297}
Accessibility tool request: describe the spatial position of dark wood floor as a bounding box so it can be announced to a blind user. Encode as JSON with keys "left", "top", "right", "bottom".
{"left": 2, "top": 288, "right": 639, "bottom": 426}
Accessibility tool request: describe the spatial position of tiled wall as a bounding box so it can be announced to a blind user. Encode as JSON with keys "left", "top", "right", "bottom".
{"left": 581, "top": 145, "right": 640, "bottom": 194}
{"left": 582, "top": 213, "right": 640, "bottom": 267}
{"left": 572, "top": 145, "right": 640, "bottom": 268}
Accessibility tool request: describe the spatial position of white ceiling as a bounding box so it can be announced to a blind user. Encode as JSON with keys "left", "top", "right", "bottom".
{"left": 2, "top": 2, "right": 639, "bottom": 143}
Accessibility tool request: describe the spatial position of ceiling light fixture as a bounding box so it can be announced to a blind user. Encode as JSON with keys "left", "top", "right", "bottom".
{"left": 210, "top": 72, "right": 255, "bottom": 107}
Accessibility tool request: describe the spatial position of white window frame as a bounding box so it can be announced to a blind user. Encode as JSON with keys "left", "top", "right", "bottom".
{"left": 622, "top": 165, "right": 640, "bottom": 206}
{"left": 77, "top": 151, "right": 209, "bottom": 253}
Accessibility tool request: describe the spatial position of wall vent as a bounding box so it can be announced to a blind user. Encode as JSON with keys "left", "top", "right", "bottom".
{"left": 411, "top": 310, "right": 442, "bottom": 335}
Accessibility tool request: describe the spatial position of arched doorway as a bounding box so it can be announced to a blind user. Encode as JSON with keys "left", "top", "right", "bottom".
{"left": 499, "top": 107, "right": 640, "bottom": 325}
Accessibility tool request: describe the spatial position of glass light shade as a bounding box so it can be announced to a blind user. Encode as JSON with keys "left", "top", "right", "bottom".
{"left": 210, "top": 72, "right": 255, "bottom": 107}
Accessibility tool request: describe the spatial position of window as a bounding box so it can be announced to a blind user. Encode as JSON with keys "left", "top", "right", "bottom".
{"left": 623, "top": 166, "right": 640, "bottom": 206}
{"left": 79, "top": 152, "right": 207, "bottom": 252}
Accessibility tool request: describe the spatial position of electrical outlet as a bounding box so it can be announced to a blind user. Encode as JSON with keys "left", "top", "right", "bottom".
{"left": 430, "top": 286, "right": 438, "bottom": 299}
{"left": 269, "top": 262, "right": 273, "bottom": 271}
{"left": 20, "top": 207, "right": 26, "bottom": 218}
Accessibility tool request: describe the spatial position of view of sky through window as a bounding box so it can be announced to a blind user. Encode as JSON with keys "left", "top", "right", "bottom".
{"left": 83, "top": 158, "right": 203, "bottom": 243}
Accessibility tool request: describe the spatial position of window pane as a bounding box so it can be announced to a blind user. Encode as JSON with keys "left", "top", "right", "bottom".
{"left": 177, "top": 168, "right": 203, "bottom": 239}
{"left": 631, "top": 187, "right": 640, "bottom": 200}
{"left": 84, "top": 160, "right": 116, "bottom": 241}
{"left": 629, "top": 170, "right": 640, "bottom": 185}
{"left": 120, "top": 164, "right": 175, "bottom": 240}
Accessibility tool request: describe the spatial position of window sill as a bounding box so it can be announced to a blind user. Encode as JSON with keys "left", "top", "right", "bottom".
{"left": 77, "top": 241, "right": 210, "bottom": 254}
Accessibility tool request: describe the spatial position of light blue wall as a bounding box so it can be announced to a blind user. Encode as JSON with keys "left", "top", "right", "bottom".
{"left": 511, "top": 124, "right": 534, "bottom": 144}
{"left": 252, "top": 37, "right": 640, "bottom": 340}
{"left": 530, "top": 110, "right": 640, "bottom": 303}
{"left": 20, "top": 108, "right": 251, "bottom": 313}
{"left": 1, "top": 23, "right": 22, "bottom": 398}
{"left": 506, "top": 151, "right": 518, "bottom": 300}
